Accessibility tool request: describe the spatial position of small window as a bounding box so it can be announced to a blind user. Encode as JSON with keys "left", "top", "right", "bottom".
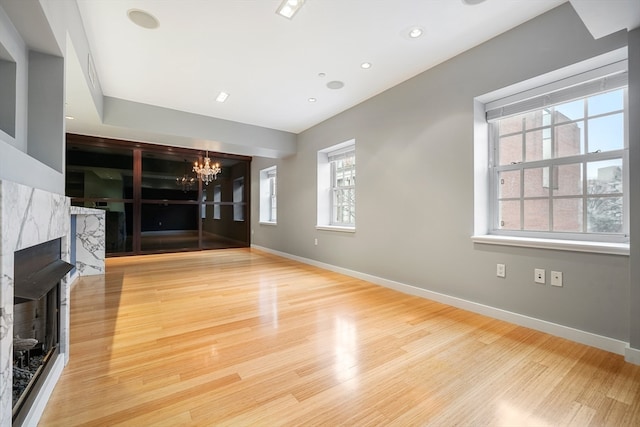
{"left": 259, "top": 166, "right": 277, "bottom": 224}
{"left": 330, "top": 150, "right": 356, "bottom": 226}
{"left": 317, "top": 140, "right": 355, "bottom": 230}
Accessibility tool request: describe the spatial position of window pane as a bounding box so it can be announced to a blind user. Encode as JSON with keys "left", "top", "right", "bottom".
{"left": 555, "top": 163, "right": 583, "bottom": 196}
{"left": 523, "top": 110, "right": 545, "bottom": 130}
{"left": 498, "top": 200, "right": 520, "bottom": 230}
{"left": 587, "top": 159, "right": 623, "bottom": 195}
{"left": 555, "top": 121, "right": 584, "bottom": 157}
{"left": 552, "top": 198, "right": 583, "bottom": 232}
{"left": 498, "top": 134, "right": 522, "bottom": 165}
{"left": 524, "top": 130, "right": 544, "bottom": 161}
{"left": 329, "top": 149, "right": 355, "bottom": 226}
{"left": 588, "top": 89, "right": 623, "bottom": 116}
{"left": 498, "top": 116, "right": 522, "bottom": 135}
{"left": 587, "top": 113, "right": 624, "bottom": 152}
{"left": 587, "top": 197, "right": 623, "bottom": 233}
{"left": 498, "top": 170, "right": 520, "bottom": 199}
{"left": 554, "top": 99, "right": 584, "bottom": 123}
{"left": 333, "top": 188, "right": 355, "bottom": 224}
{"left": 269, "top": 174, "right": 277, "bottom": 222}
{"left": 524, "top": 167, "right": 549, "bottom": 197}
{"left": 523, "top": 199, "right": 549, "bottom": 231}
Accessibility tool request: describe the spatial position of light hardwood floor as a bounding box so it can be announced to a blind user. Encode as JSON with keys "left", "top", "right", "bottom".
{"left": 40, "top": 249, "right": 640, "bottom": 426}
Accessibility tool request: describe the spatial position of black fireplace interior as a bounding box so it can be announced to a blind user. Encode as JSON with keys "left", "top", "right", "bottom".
{"left": 12, "top": 238, "right": 73, "bottom": 423}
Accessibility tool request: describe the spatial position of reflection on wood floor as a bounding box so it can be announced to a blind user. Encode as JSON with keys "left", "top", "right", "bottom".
{"left": 139, "top": 231, "right": 246, "bottom": 252}
{"left": 40, "top": 249, "right": 640, "bottom": 425}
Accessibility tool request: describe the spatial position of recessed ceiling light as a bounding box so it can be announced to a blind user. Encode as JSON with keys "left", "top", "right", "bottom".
{"left": 127, "top": 9, "right": 159, "bottom": 29}
{"left": 318, "top": 72, "right": 326, "bottom": 78}
{"left": 408, "top": 27, "right": 424, "bottom": 38}
{"left": 361, "top": 62, "right": 372, "bottom": 69}
{"left": 65, "top": 116, "right": 75, "bottom": 120}
{"left": 327, "top": 80, "right": 345, "bottom": 90}
{"left": 462, "top": 0, "right": 487, "bottom": 5}
{"left": 308, "top": 98, "right": 317, "bottom": 103}
{"left": 216, "top": 92, "right": 229, "bottom": 103}
{"left": 276, "top": 0, "right": 306, "bottom": 19}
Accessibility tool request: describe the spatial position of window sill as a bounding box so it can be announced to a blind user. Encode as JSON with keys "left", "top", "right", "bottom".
{"left": 471, "top": 235, "right": 629, "bottom": 256}
{"left": 316, "top": 225, "right": 356, "bottom": 233}
{"left": 259, "top": 221, "right": 277, "bottom": 226}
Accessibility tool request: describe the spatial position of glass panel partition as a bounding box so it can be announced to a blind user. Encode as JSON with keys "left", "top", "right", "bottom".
{"left": 66, "top": 135, "right": 251, "bottom": 256}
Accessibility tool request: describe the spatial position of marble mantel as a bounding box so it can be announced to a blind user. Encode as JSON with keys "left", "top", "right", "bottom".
{"left": 0, "top": 182, "right": 107, "bottom": 425}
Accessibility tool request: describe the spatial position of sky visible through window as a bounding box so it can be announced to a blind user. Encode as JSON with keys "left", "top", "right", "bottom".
{"left": 554, "top": 89, "right": 624, "bottom": 179}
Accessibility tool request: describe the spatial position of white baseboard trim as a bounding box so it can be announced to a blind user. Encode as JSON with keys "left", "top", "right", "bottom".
{"left": 252, "top": 244, "right": 631, "bottom": 359}
{"left": 625, "top": 346, "right": 640, "bottom": 365}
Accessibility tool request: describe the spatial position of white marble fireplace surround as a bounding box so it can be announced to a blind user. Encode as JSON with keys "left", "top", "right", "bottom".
{"left": 0, "top": 180, "right": 71, "bottom": 426}
{"left": 70, "top": 206, "right": 106, "bottom": 278}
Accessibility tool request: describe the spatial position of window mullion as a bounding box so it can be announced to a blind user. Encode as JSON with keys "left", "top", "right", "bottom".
{"left": 518, "top": 164, "right": 524, "bottom": 231}
{"left": 582, "top": 161, "right": 588, "bottom": 233}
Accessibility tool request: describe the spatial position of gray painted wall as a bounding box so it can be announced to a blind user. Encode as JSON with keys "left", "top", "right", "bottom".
{"left": 28, "top": 51, "right": 65, "bottom": 173}
{"left": 251, "top": 4, "right": 632, "bottom": 343}
{"left": 103, "top": 97, "right": 297, "bottom": 158}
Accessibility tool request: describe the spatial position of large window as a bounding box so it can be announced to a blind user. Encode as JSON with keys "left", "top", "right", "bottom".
{"left": 259, "top": 166, "right": 277, "bottom": 224}
{"left": 317, "top": 140, "right": 356, "bottom": 230}
{"left": 486, "top": 69, "right": 628, "bottom": 244}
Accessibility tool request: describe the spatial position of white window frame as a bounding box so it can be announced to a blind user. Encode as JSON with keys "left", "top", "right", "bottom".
{"left": 259, "top": 166, "right": 277, "bottom": 224}
{"left": 317, "top": 139, "right": 356, "bottom": 232}
{"left": 472, "top": 49, "right": 629, "bottom": 256}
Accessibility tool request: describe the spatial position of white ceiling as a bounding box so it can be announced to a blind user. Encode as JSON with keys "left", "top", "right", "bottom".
{"left": 70, "top": 0, "right": 570, "bottom": 135}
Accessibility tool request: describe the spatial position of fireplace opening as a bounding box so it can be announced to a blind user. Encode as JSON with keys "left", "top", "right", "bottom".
{"left": 12, "top": 238, "right": 73, "bottom": 424}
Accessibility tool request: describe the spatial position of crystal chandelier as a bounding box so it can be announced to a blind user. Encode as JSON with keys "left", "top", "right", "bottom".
{"left": 176, "top": 160, "right": 196, "bottom": 192}
{"left": 193, "top": 152, "right": 221, "bottom": 185}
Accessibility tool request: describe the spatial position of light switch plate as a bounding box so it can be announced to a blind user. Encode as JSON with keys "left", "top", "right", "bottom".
{"left": 497, "top": 264, "right": 506, "bottom": 278}
{"left": 551, "top": 271, "right": 563, "bottom": 287}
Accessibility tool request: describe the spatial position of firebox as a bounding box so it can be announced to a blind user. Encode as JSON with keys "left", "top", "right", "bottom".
{"left": 12, "top": 238, "right": 73, "bottom": 425}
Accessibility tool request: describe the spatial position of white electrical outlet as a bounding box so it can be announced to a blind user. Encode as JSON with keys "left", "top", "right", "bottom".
{"left": 534, "top": 268, "right": 545, "bottom": 284}
{"left": 551, "top": 271, "right": 563, "bottom": 287}
{"left": 314, "top": 238, "right": 318, "bottom": 246}
{"left": 497, "top": 264, "right": 506, "bottom": 278}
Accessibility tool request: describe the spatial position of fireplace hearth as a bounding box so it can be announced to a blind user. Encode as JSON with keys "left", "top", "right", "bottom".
{"left": 11, "top": 238, "right": 72, "bottom": 425}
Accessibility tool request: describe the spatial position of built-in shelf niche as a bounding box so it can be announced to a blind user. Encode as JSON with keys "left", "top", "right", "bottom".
{"left": 0, "top": 41, "right": 17, "bottom": 139}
